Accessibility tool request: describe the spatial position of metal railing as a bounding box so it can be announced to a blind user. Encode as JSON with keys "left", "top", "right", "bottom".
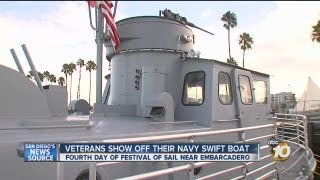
{"left": 56, "top": 114, "right": 315, "bottom": 180}
{"left": 273, "top": 113, "right": 316, "bottom": 177}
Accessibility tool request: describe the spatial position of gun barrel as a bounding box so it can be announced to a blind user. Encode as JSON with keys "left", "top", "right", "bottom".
{"left": 160, "top": 9, "right": 214, "bottom": 36}
{"left": 188, "top": 23, "right": 214, "bottom": 36}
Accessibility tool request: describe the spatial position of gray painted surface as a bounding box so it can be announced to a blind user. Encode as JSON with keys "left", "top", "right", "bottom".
{"left": 116, "top": 16, "right": 194, "bottom": 52}
{"left": 0, "top": 65, "right": 50, "bottom": 118}
{"left": 69, "top": 99, "right": 90, "bottom": 115}
{"left": 175, "top": 59, "right": 213, "bottom": 127}
{"left": 102, "top": 74, "right": 111, "bottom": 104}
{"left": 107, "top": 51, "right": 183, "bottom": 118}
{"left": 44, "top": 85, "right": 68, "bottom": 116}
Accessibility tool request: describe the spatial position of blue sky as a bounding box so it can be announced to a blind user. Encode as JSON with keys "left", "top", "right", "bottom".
{"left": 0, "top": 1, "right": 320, "bottom": 103}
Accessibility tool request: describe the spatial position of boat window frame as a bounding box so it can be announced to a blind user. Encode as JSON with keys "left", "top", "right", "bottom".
{"left": 253, "top": 80, "right": 268, "bottom": 104}
{"left": 182, "top": 71, "right": 206, "bottom": 106}
{"left": 218, "top": 71, "right": 233, "bottom": 105}
{"left": 238, "top": 75, "right": 253, "bottom": 105}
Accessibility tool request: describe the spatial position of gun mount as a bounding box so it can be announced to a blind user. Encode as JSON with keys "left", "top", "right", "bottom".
{"left": 160, "top": 9, "right": 214, "bottom": 36}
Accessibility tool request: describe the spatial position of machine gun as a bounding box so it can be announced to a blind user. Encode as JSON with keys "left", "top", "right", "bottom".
{"left": 160, "top": 9, "right": 214, "bottom": 36}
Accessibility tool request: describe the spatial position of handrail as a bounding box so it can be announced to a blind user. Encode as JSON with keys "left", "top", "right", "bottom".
{"left": 256, "top": 169, "right": 277, "bottom": 179}
{"left": 150, "top": 121, "right": 196, "bottom": 125}
{"left": 56, "top": 114, "right": 316, "bottom": 180}
{"left": 246, "top": 161, "right": 277, "bottom": 176}
{"left": 245, "top": 134, "right": 276, "bottom": 142}
{"left": 97, "top": 116, "right": 307, "bottom": 179}
{"left": 0, "top": 124, "right": 93, "bottom": 130}
{"left": 196, "top": 164, "right": 244, "bottom": 180}
{"left": 116, "top": 163, "right": 191, "bottom": 180}
{"left": 102, "top": 123, "right": 277, "bottom": 143}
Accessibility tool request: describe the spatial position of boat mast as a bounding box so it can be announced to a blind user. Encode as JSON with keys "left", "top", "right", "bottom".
{"left": 88, "top": 1, "right": 118, "bottom": 106}
{"left": 95, "top": 7, "right": 104, "bottom": 104}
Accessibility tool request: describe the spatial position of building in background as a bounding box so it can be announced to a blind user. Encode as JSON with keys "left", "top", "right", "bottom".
{"left": 271, "top": 92, "right": 297, "bottom": 113}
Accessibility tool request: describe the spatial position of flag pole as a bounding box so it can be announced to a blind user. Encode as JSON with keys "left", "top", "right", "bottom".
{"left": 95, "top": 5, "right": 104, "bottom": 104}
{"left": 113, "top": 1, "right": 118, "bottom": 18}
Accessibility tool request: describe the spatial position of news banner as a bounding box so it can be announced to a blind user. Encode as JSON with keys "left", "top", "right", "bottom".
{"left": 24, "top": 143, "right": 260, "bottom": 162}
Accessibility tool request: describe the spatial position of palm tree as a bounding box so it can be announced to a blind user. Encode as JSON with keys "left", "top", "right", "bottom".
{"left": 48, "top": 74, "right": 57, "bottom": 85}
{"left": 47, "top": 74, "right": 52, "bottom": 85}
{"left": 52, "top": 75, "right": 57, "bottom": 84}
{"left": 221, "top": 11, "right": 238, "bottom": 61}
{"left": 312, "top": 20, "right": 320, "bottom": 43}
{"left": 27, "top": 71, "right": 33, "bottom": 80}
{"left": 61, "top": 63, "right": 69, "bottom": 89}
{"left": 76, "top": 58, "right": 85, "bottom": 100}
{"left": 28, "top": 71, "right": 44, "bottom": 83}
{"left": 239, "top": 32, "right": 254, "bottom": 68}
{"left": 227, "top": 57, "right": 238, "bottom": 66}
{"left": 58, "top": 77, "right": 65, "bottom": 86}
{"left": 68, "top": 62, "right": 77, "bottom": 104}
{"left": 37, "top": 72, "right": 44, "bottom": 83}
{"left": 43, "top": 71, "right": 50, "bottom": 85}
{"left": 86, "top": 60, "right": 96, "bottom": 106}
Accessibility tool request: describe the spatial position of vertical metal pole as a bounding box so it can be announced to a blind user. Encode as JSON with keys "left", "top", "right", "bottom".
{"left": 96, "top": 8, "right": 104, "bottom": 104}
{"left": 112, "top": 1, "right": 118, "bottom": 18}
{"left": 303, "top": 115, "right": 309, "bottom": 150}
{"left": 188, "top": 136, "right": 195, "bottom": 180}
{"left": 21, "top": 44, "right": 43, "bottom": 92}
{"left": 241, "top": 131, "right": 248, "bottom": 180}
{"left": 10, "top": 49, "right": 25, "bottom": 75}
{"left": 57, "top": 162, "right": 64, "bottom": 180}
{"left": 303, "top": 93, "right": 307, "bottom": 114}
{"left": 273, "top": 116, "right": 279, "bottom": 180}
{"left": 302, "top": 115, "right": 312, "bottom": 178}
{"left": 89, "top": 162, "right": 96, "bottom": 180}
{"left": 295, "top": 115, "right": 300, "bottom": 144}
{"left": 281, "top": 118, "right": 285, "bottom": 140}
{"left": 167, "top": 162, "right": 174, "bottom": 180}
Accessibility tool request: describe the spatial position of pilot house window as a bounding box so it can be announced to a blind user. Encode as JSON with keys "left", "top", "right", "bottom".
{"left": 182, "top": 71, "right": 205, "bottom": 105}
{"left": 253, "top": 80, "right": 267, "bottom": 104}
{"left": 239, "top": 75, "right": 253, "bottom": 105}
{"left": 218, "top": 72, "right": 233, "bottom": 105}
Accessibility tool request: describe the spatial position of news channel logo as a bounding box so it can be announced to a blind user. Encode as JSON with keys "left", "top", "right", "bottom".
{"left": 267, "top": 137, "right": 291, "bottom": 161}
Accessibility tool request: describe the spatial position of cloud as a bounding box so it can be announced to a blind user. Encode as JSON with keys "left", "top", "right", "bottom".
{"left": 201, "top": 9, "right": 214, "bottom": 18}
{"left": 193, "top": 1, "right": 320, "bottom": 98}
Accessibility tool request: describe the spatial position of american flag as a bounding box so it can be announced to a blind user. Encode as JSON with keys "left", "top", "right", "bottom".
{"left": 88, "top": 1, "right": 120, "bottom": 52}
